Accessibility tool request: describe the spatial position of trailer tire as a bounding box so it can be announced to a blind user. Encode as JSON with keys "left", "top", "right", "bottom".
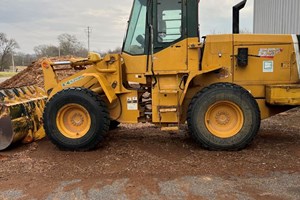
{"left": 187, "top": 83, "right": 260, "bottom": 151}
{"left": 43, "top": 88, "right": 110, "bottom": 151}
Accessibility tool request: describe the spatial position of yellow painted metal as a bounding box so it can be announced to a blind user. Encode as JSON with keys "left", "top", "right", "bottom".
{"left": 201, "top": 34, "right": 233, "bottom": 74}
{"left": 197, "top": 34, "right": 299, "bottom": 86}
{"left": 266, "top": 84, "right": 300, "bottom": 105}
{"left": 41, "top": 60, "right": 59, "bottom": 94}
{"left": 83, "top": 73, "right": 117, "bottom": 103}
{"left": 159, "top": 107, "right": 177, "bottom": 113}
{"left": 110, "top": 91, "right": 140, "bottom": 123}
{"left": 121, "top": 53, "right": 147, "bottom": 84}
{"left": 56, "top": 103, "right": 91, "bottom": 139}
{"left": 182, "top": 33, "right": 300, "bottom": 122}
{"left": 86, "top": 52, "right": 102, "bottom": 63}
{"left": 152, "top": 75, "right": 181, "bottom": 123}
{"left": 161, "top": 126, "right": 179, "bottom": 131}
{"left": 205, "top": 101, "right": 244, "bottom": 138}
{"left": 255, "top": 99, "right": 288, "bottom": 120}
{"left": 46, "top": 54, "right": 129, "bottom": 100}
{"left": 122, "top": 38, "right": 198, "bottom": 84}
{"left": 0, "top": 86, "right": 47, "bottom": 151}
{"left": 41, "top": 54, "right": 139, "bottom": 124}
{"left": 187, "top": 37, "right": 202, "bottom": 72}
{"left": 233, "top": 34, "right": 298, "bottom": 84}
{"left": 152, "top": 39, "right": 188, "bottom": 71}
{"left": 39, "top": 32, "right": 300, "bottom": 127}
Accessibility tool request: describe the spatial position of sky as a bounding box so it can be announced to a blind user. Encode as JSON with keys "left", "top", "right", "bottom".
{"left": 0, "top": 0, "right": 253, "bottom": 54}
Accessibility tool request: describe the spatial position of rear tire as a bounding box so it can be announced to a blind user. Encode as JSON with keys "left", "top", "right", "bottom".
{"left": 43, "top": 88, "right": 110, "bottom": 151}
{"left": 187, "top": 83, "right": 260, "bottom": 150}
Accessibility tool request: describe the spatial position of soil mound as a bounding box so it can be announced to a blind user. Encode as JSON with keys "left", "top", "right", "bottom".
{"left": 0, "top": 56, "right": 79, "bottom": 89}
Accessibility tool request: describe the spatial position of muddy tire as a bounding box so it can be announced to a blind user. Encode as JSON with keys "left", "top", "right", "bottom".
{"left": 187, "top": 83, "right": 261, "bottom": 151}
{"left": 43, "top": 88, "right": 110, "bottom": 151}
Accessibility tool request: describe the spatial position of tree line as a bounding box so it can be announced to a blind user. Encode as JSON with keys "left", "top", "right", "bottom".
{"left": 0, "top": 32, "right": 121, "bottom": 71}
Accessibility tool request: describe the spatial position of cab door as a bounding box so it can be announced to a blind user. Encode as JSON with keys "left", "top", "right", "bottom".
{"left": 122, "top": 0, "right": 149, "bottom": 84}
{"left": 152, "top": 0, "right": 188, "bottom": 72}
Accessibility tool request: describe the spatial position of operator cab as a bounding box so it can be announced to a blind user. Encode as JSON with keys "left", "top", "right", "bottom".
{"left": 121, "top": 0, "right": 200, "bottom": 84}
{"left": 123, "top": 0, "right": 184, "bottom": 55}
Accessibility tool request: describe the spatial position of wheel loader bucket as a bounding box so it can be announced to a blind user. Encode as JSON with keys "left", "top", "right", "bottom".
{"left": 0, "top": 86, "right": 47, "bottom": 151}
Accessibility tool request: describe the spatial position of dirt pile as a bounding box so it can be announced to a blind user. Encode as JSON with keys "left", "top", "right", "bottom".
{"left": 0, "top": 56, "right": 80, "bottom": 89}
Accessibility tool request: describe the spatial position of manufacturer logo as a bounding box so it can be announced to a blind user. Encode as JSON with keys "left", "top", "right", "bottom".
{"left": 62, "top": 76, "right": 84, "bottom": 87}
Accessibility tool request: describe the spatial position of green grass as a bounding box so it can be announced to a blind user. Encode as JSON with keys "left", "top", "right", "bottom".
{"left": 0, "top": 72, "right": 17, "bottom": 78}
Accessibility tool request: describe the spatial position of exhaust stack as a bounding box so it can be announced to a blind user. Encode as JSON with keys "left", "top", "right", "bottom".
{"left": 233, "top": 0, "right": 247, "bottom": 34}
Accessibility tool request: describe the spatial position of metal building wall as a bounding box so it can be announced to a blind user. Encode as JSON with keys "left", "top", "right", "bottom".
{"left": 253, "top": 0, "right": 300, "bottom": 34}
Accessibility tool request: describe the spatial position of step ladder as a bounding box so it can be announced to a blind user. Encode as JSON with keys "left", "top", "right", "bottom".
{"left": 157, "top": 89, "right": 180, "bottom": 131}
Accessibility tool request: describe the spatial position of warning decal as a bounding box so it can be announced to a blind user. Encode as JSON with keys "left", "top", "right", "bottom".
{"left": 263, "top": 61, "right": 274, "bottom": 73}
{"left": 127, "top": 97, "right": 138, "bottom": 110}
{"left": 258, "top": 48, "right": 283, "bottom": 58}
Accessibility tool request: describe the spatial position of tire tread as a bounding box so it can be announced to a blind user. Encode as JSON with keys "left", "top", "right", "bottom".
{"left": 43, "top": 87, "right": 110, "bottom": 151}
{"left": 187, "top": 83, "right": 261, "bottom": 151}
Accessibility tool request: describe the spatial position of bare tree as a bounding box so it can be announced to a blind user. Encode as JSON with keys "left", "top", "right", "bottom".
{"left": 34, "top": 44, "right": 59, "bottom": 57}
{"left": 33, "top": 34, "right": 88, "bottom": 58}
{"left": 100, "top": 47, "right": 122, "bottom": 57}
{"left": 0, "top": 33, "right": 19, "bottom": 71}
{"left": 108, "top": 47, "right": 122, "bottom": 54}
{"left": 58, "top": 33, "right": 88, "bottom": 57}
{"left": 13, "top": 52, "right": 36, "bottom": 66}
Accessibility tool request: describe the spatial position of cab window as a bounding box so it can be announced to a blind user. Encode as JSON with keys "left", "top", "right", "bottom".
{"left": 157, "top": 0, "right": 182, "bottom": 43}
{"left": 123, "top": 0, "right": 147, "bottom": 55}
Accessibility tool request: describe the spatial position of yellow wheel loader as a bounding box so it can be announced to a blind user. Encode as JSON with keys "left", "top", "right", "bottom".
{"left": 43, "top": 0, "right": 300, "bottom": 151}
{"left": 4, "top": 0, "right": 300, "bottom": 151}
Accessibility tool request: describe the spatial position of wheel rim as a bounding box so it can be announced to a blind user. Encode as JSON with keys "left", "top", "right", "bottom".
{"left": 56, "top": 103, "right": 91, "bottom": 139}
{"left": 205, "top": 101, "right": 244, "bottom": 138}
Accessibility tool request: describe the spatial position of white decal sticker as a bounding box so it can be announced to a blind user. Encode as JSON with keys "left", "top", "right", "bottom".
{"left": 258, "top": 48, "right": 283, "bottom": 58}
{"left": 263, "top": 61, "right": 274, "bottom": 73}
{"left": 127, "top": 97, "right": 138, "bottom": 110}
{"left": 62, "top": 76, "right": 84, "bottom": 87}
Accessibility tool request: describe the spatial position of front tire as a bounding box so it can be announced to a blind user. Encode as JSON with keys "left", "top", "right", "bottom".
{"left": 187, "top": 83, "right": 261, "bottom": 150}
{"left": 43, "top": 88, "right": 110, "bottom": 151}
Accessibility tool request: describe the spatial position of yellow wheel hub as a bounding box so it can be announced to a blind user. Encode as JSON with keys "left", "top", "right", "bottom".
{"left": 205, "top": 101, "right": 244, "bottom": 138}
{"left": 56, "top": 104, "right": 91, "bottom": 139}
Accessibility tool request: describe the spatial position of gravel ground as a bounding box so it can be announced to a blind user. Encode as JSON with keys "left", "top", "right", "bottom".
{"left": 0, "top": 108, "right": 299, "bottom": 199}
{"left": 1, "top": 173, "right": 299, "bottom": 200}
